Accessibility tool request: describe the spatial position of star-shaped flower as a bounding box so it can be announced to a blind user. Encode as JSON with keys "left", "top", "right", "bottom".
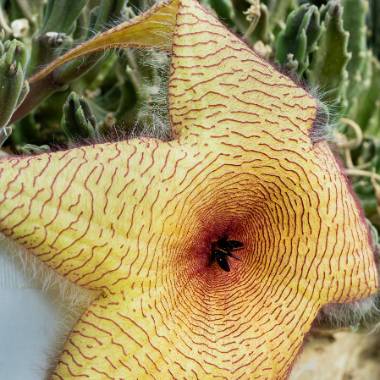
{"left": 0, "top": 0, "right": 378, "bottom": 379}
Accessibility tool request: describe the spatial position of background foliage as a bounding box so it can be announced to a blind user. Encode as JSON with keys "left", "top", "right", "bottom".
{"left": 0, "top": 0, "right": 379, "bottom": 240}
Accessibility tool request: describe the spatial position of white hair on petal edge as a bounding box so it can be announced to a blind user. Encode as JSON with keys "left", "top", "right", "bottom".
{"left": 316, "top": 296, "right": 380, "bottom": 329}
{"left": 307, "top": 85, "right": 341, "bottom": 144}
{"left": 316, "top": 225, "right": 380, "bottom": 330}
{"left": 127, "top": 48, "right": 172, "bottom": 141}
{"left": 0, "top": 235, "right": 96, "bottom": 306}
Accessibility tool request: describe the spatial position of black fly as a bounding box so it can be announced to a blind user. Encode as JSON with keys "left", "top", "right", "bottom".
{"left": 209, "top": 236, "right": 243, "bottom": 272}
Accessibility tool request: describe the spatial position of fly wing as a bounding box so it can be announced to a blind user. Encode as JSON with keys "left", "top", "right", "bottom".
{"left": 216, "top": 256, "right": 230, "bottom": 272}
{"left": 223, "top": 240, "right": 244, "bottom": 251}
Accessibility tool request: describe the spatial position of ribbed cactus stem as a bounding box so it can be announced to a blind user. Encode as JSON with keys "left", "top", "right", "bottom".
{"left": 307, "top": 2, "right": 350, "bottom": 110}
{"left": 62, "top": 92, "right": 97, "bottom": 140}
{"left": 275, "top": 4, "right": 321, "bottom": 75}
{"left": 342, "top": 0, "right": 368, "bottom": 104}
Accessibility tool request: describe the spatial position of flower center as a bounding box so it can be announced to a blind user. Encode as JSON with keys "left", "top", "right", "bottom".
{"left": 209, "top": 236, "right": 243, "bottom": 272}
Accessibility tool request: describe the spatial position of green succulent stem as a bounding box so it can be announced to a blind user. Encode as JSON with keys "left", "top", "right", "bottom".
{"left": 10, "top": 0, "right": 126, "bottom": 125}
{"left": 0, "top": 39, "right": 28, "bottom": 128}
{"left": 62, "top": 91, "right": 97, "bottom": 139}
{"left": 307, "top": 2, "right": 350, "bottom": 110}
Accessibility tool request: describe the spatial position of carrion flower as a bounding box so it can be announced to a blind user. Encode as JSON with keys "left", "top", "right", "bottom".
{"left": 0, "top": 0, "right": 378, "bottom": 379}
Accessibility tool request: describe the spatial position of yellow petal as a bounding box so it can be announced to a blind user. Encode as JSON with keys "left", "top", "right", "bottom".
{"left": 0, "top": 0, "right": 378, "bottom": 379}
{"left": 168, "top": 0, "right": 316, "bottom": 141}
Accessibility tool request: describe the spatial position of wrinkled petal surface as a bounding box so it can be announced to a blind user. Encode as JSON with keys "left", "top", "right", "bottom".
{"left": 0, "top": 0, "right": 377, "bottom": 379}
